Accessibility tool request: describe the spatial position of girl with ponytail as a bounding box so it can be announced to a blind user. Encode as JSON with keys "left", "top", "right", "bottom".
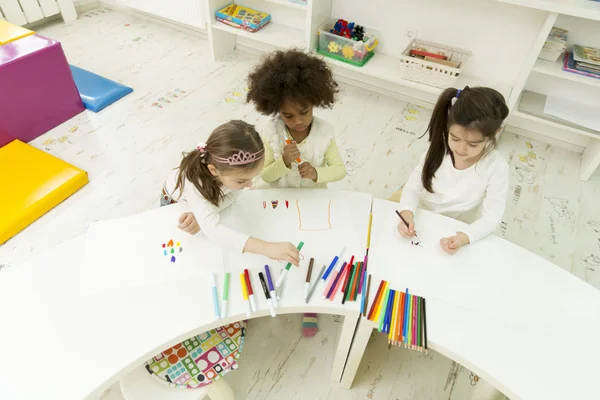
{"left": 162, "top": 120, "right": 300, "bottom": 266}
{"left": 395, "top": 86, "right": 510, "bottom": 254}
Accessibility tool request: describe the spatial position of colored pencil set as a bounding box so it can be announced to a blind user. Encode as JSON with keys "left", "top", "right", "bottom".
{"left": 366, "top": 280, "right": 428, "bottom": 353}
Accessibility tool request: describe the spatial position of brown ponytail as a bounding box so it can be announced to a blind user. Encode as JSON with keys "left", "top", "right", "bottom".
{"left": 421, "top": 86, "right": 509, "bottom": 193}
{"left": 174, "top": 120, "right": 264, "bottom": 206}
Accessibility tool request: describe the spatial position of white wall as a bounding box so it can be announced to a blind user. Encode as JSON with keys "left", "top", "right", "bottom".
{"left": 330, "top": 0, "right": 547, "bottom": 87}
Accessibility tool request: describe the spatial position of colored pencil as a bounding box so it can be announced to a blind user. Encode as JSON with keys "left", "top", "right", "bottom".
{"left": 275, "top": 241, "right": 304, "bottom": 289}
{"left": 398, "top": 292, "right": 405, "bottom": 344}
{"left": 264, "top": 265, "right": 277, "bottom": 308}
{"left": 240, "top": 273, "right": 252, "bottom": 318}
{"left": 360, "top": 269, "right": 368, "bottom": 315}
{"left": 417, "top": 295, "right": 422, "bottom": 351}
{"left": 211, "top": 273, "right": 220, "bottom": 319}
{"left": 389, "top": 290, "right": 397, "bottom": 343}
{"left": 326, "top": 262, "right": 346, "bottom": 299}
{"left": 306, "top": 265, "right": 326, "bottom": 303}
{"left": 395, "top": 291, "right": 402, "bottom": 344}
{"left": 303, "top": 258, "right": 314, "bottom": 302}
{"left": 395, "top": 209, "right": 417, "bottom": 237}
{"left": 385, "top": 289, "right": 395, "bottom": 333}
{"left": 422, "top": 297, "right": 428, "bottom": 354}
{"left": 358, "top": 254, "right": 367, "bottom": 294}
{"left": 349, "top": 262, "right": 360, "bottom": 302}
{"left": 402, "top": 288, "right": 410, "bottom": 347}
{"left": 407, "top": 294, "right": 412, "bottom": 348}
{"left": 222, "top": 272, "right": 230, "bottom": 318}
{"left": 373, "top": 281, "right": 388, "bottom": 322}
{"left": 378, "top": 287, "right": 390, "bottom": 332}
{"left": 366, "top": 213, "right": 373, "bottom": 250}
{"left": 412, "top": 295, "right": 417, "bottom": 350}
{"left": 366, "top": 277, "right": 381, "bottom": 320}
{"left": 355, "top": 262, "right": 364, "bottom": 300}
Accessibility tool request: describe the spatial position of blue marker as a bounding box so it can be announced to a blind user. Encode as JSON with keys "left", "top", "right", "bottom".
{"left": 322, "top": 246, "right": 346, "bottom": 281}
{"left": 212, "top": 273, "right": 220, "bottom": 319}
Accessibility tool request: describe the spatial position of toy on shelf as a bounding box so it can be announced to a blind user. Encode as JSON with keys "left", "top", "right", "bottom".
{"left": 318, "top": 19, "right": 378, "bottom": 67}
{"left": 216, "top": 4, "right": 271, "bottom": 33}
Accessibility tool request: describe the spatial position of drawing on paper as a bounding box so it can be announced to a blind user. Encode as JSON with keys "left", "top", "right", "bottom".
{"left": 587, "top": 220, "right": 600, "bottom": 233}
{"left": 262, "top": 201, "right": 267, "bottom": 209}
{"left": 162, "top": 239, "right": 183, "bottom": 263}
{"left": 514, "top": 166, "right": 538, "bottom": 184}
{"left": 410, "top": 240, "right": 422, "bottom": 247}
{"left": 271, "top": 200, "right": 279, "bottom": 209}
{"left": 296, "top": 200, "right": 332, "bottom": 231}
{"left": 545, "top": 197, "right": 573, "bottom": 218}
{"left": 285, "top": 200, "right": 289, "bottom": 209}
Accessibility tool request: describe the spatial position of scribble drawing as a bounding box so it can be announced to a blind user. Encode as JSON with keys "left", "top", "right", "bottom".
{"left": 545, "top": 197, "right": 574, "bottom": 218}
{"left": 345, "top": 160, "right": 358, "bottom": 175}
{"left": 346, "top": 148, "right": 356, "bottom": 158}
{"left": 587, "top": 220, "right": 600, "bottom": 233}
{"left": 296, "top": 200, "right": 332, "bottom": 231}
{"left": 583, "top": 254, "right": 600, "bottom": 271}
{"left": 514, "top": 166, "right": 538, "bottom": 184}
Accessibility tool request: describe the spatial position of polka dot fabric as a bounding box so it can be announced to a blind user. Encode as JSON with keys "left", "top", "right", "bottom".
{"left": 145, "top": 322, "right": 245, "bottom": 389}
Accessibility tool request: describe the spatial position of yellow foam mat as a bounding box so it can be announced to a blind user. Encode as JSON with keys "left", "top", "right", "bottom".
{"left": 0, "top": 140, "right": 88, "bottom": 244}
{"left": 0, "top": 20, "right": 35, "bottom": 45}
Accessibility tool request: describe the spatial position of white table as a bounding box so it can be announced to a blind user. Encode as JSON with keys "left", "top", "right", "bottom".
{"left": 0, "top": 189, "right": 369, "bottom": 400}
{"left": 340, "top": 199, "right": 600, "bottom": 400}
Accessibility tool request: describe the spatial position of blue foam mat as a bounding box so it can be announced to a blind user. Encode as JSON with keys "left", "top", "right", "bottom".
{"left": 69, "top": 65, "right": 133, "bottom": 112}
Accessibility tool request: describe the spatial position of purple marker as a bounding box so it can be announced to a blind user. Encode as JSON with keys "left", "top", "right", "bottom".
{"left": 265, "top": 265, "right": 277, "bottom": 308}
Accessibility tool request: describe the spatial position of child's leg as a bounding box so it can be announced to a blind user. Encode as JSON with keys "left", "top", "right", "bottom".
{"left": 302, "top": 313, "right": 318, "bottom": 337}
{"left": 387, "top": 188, "right": 403, "bottom": 203}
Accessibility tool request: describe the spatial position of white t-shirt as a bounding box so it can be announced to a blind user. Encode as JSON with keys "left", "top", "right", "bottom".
{"left": 398, "top": 149, "right": 509, "bottom": 243}
{"left": 165, "top": 169, "right": 249, "bottom": 252}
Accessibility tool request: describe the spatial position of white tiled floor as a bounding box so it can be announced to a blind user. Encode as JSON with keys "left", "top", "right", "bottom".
{"left": 2, "top": 7, "right": 600, "bottom": 400}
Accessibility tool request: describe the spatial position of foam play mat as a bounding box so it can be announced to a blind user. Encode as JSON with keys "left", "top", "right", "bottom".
{"left": 0, "top": 140, "right": 89, "bottom": 244}
{"left": 70, "top": 65, "right": 133, "bottom": 112}
{"left": 145, "top": 322, "right": 245, "bottom": 389}
{"left": 0, "top": 21, "right": 34, "bottom": 45}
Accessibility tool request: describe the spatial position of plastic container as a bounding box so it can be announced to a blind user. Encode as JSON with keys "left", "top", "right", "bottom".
{"left": 398, "top": 39, "right": 471, "bottom": 88}
{"left": 317, "top": 19, "right": 378, "bottom": 67}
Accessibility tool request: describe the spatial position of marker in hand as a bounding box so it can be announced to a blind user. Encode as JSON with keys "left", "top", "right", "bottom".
{"left": 276, "top": 241, "right": 305, "bottom": 289}
{"left": 285, "top": 139, "right": 303, "bottom": 164}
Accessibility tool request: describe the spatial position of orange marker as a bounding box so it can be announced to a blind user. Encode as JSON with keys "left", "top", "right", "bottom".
{"left": 285, "top": 139, "right": 302, "bottom": 163}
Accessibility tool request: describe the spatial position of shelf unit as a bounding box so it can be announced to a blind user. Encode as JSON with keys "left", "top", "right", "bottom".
{"left": 202, "top": 0, "right": 600, "bottom": 181}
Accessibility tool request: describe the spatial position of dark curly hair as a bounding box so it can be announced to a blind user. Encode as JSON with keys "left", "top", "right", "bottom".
{"left": 246, "top": 49, "right": 338, "bottom": 115}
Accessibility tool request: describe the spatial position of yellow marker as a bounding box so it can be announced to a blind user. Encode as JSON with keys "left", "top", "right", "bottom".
{"left": 240, "top": 273, "right": 251, "bottom": 318}
{"left": 373, "top": 281, "right": 388, "bottom": 322}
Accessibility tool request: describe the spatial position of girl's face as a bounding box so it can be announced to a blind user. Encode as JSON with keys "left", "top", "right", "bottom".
{"left": 447, "top": 124, "right": 489, "bottom": 164}
{"left": 208, "top": 161, "right": 264, "bottom": 190}
{"left": 280, "top": 98, "right": 313, "bottom": 134}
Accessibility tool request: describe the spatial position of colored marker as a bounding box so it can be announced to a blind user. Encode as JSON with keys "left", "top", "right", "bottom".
{"left": 240, "top": 273, "right": 251, "bottom": 318}
{"left": 327, "top": 262, "right": 347, "bottom": 299}
{"left": 363, "top": 274, "right": 371, "bottom": 318}
{"left": 276, "top": 241, "right": 305, "bottom": 289}
{"left": 222, "top": 272, "right": 230, "bottom": 318}
{"left": 244, "top": 269, "right": 257, "bottom": 312}
{"left": 211, "top": 273, "right": 221, "bottom": 319}
{"left": 258, "top": 272, "right": 276, "bottom": 317}
{"left": 306, "top": 265, "right": 325, "bottom": 303}
{"left": 323, "top": 246, "right": 346, "bottom": 281}
{"left": 367, "top": 279, "right": 384, "bottom": 320}
{"left": 264, "top": 265, "right": 277, "bottom": 308}
{"left": 342, "top": 262, "right": 357, "bottom": 304}
{"left": 303, "top": 258, "right": 314, "bottom": 302}
{"left": 285, "top": 139, "right": 303, "bottom": 163}
{"left": 358, "top": 254, "right": 367, "bottom": 294}
{"left": 359, "top": 269, "right": 368, "bottom": 315}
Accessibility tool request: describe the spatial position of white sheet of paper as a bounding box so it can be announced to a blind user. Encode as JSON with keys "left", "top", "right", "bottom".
{"left": 79, "top": 203, "right": 224, "bottom": 296}
{"left": 543, "top": 96, "right": 600, "bottom": 132}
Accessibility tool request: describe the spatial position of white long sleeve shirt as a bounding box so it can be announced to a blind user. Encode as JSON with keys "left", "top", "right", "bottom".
{"left": 398, "top": 149, "right": 509, "bottom": 243}
{"left": 165, "top": 170, "right": 249, "bottom": 252}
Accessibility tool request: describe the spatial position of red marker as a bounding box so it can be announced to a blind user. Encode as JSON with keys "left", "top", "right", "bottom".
{"left": 244, "top": 269, "right": 257, "bottom": 312}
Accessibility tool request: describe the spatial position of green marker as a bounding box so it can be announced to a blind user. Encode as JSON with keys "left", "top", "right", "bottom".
{"left": 222, "top": 273, "right": 230, "bottom": 318}
{"left": 276, "top": 241, "right": 304, "bottom": 289}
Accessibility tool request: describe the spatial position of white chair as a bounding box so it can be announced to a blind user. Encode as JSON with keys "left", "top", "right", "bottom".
{"left": 120, "top": 364, "right": 235, "bottom": 400}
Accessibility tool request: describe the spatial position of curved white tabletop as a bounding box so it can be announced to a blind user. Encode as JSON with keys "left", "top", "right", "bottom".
{"left": 340, "top": 199, "right": 600, "bottom": 400}
{"left": 0, "top": 189, "right": 369, "bottom": 400}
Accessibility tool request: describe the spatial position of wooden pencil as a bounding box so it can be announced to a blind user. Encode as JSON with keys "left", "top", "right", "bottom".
{"left": 412, "top": 295, "right": 417, "bottom": 350}
{"left": 367, "top": 279, "right": 384, "bottom": 320}
{"left": 402, "top": 289, "right": 409, "bottom": 348}
{"left": 393, "top": 289, "right": 400, "bottom": 344}
{"left": 378, "top": 287, "right": 390, "bottom": 332}
{"left": 408, "top": 294, "right": 413, "bottom": 349}
{"left": 373, "top": 281, "right": 388, "bottom": 322}
{"left": 422, "top": 297, "right": 428, "bottom": 354}
{"left": 396, "top": 292, "right": 403, "bottom": 345}
{"left": 363, "top": 274, "right": 372, "bottom": 317}
{"left": 416, "top": 296, "right": 421, "bottom": 351}
{"left": 388, "top": 290, "right": 396, "bottom": 342}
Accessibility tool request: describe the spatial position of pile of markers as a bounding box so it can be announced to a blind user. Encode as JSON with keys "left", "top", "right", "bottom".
{"left": 366, "top": 280, "right": 428, "bottom": 353}
{"left": 321, "top": 250, "right": 370, "bottom": 312}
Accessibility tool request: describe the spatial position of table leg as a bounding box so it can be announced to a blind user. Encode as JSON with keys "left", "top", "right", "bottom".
{"left": 339, "top": 317, "right": 373, "bottom": 389}
{"left": 330, "top": 311, "right": 360, "bottom": 383}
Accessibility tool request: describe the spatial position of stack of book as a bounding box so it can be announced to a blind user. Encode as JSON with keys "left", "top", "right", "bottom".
{"left": 538, "top": 27, "right": 568, "bottom": 62}
{"left": 563, "top": 45, "right": 600, "bottom": 80}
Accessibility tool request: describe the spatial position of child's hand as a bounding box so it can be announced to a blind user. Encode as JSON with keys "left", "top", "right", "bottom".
{"left": 178, "top": 212, "right": 200, "bottom": 235}
{"left": 298, "top": 162, "right": 318, "bottom": 181}
{"left": 397, "top": 210, "right": 416, "bottom": 238}
{"left": 439, "top": 232, "right": 470, "bottom": 255}
{"left": 264, "top": 242, "right": 300, "bottom": 266}
{"left": 282, "top": 141, "right": 301, "bottom": 168}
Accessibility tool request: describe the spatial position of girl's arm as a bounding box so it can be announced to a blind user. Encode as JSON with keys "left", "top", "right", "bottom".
{"left": 314, "top": 139, "right": 347, "bottom": 184}
{"left": 459, "top": 160, "right": 509, "bottom": 244}
{"left": 260, "top": 140, "right": 290, "bottom": 183}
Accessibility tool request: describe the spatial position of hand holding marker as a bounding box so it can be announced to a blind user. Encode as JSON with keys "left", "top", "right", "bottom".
{"left": 275, "top": 241, "right": 304, "bottom": 289}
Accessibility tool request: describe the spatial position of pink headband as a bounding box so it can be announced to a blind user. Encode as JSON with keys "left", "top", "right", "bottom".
{"left": 196, "top": 143, "right": 264, "bottom": 165}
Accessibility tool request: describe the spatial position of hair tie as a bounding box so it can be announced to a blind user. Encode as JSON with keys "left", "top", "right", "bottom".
{"left": 456, "top": 89, "right": 462, "bottom": 98}
{"left": 196, "top": 143, "right": 207, "bottom": 154}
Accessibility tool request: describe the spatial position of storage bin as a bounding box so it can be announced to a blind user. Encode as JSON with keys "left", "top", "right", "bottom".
{"left": 398, "top": 39, "right": 471, "bottom": 88}
{"left": 317, "top": 19, "right": 378, "bottom": 67}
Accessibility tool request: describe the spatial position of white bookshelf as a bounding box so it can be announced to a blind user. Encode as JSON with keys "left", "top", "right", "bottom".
{"left": 493, "top": 0, "right": 600, "bottom": 21}
{"left": 532, "top": 57, "right": 600, "bottom": 89}
{"left": 263, "top": 0, "right": 307, "bottom": 11}
{"left": 212, "top": 21, "right": 306, "bottom": 49}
